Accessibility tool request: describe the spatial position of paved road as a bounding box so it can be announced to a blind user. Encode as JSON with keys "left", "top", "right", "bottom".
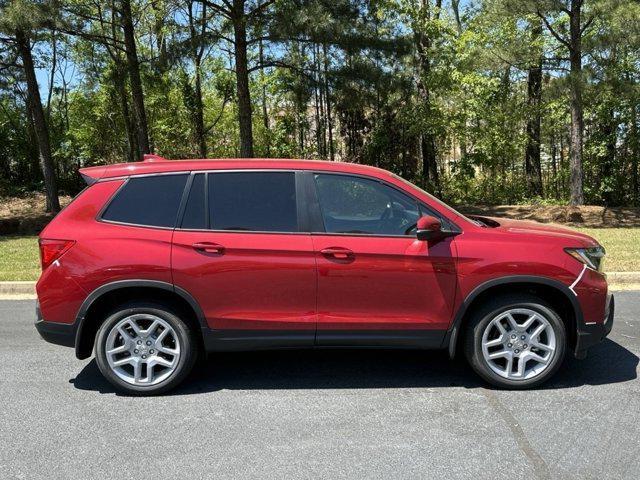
{"left": 1, "top": 294, "right": 639, "bottom": 480}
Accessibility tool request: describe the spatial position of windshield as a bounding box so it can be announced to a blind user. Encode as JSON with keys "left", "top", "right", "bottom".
{"left": 391, "top": 174, "right": 478, "bottom": 225}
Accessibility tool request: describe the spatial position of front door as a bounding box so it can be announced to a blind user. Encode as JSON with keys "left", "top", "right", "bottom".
{"left": 309, "top": 173, "right": 457, "bottom": 347}
{"left": 172, "top": 171, "right": 316, "bottom": 347}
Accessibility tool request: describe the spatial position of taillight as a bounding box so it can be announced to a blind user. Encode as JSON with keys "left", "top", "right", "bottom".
{"left": 39, "top": 239, "right": 75, "bottom": 271}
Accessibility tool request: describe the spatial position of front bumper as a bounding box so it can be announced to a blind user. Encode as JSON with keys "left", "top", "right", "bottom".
{"left": 34, "top": 302, "right": 76, "bottom": 348}
{"left": 574, "top": 294, "right": 614, "bottom": 359}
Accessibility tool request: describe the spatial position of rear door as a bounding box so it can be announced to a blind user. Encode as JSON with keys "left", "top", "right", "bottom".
{"left": 308, "top": 172, "right": 457, "bottom": 347}
{"left": 172, "top": 170, "right": 317, "bottom": 346}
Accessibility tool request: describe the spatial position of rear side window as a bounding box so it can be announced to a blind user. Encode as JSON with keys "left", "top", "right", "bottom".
{"left": 208, "top": 172, "right": 298, "bottom": 232}
{"left": 102, "top": 174, "right": 188, "bottom": 227}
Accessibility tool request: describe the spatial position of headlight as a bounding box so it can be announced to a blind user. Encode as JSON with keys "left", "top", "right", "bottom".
{"left": 565, "top": 246, "right": 605, "bottom": 272}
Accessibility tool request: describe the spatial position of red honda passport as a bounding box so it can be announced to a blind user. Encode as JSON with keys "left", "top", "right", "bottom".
{"left": 35, "top": 158, "right": 614, "bottom": 394}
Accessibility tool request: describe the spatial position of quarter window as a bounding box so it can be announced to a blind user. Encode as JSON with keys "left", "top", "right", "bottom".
{"left": 208, "top": 172, "right": 298, "bottom": 232}
{"left": 102, "top": 174, "right": 188, "bottom": 227}
{"left": 314, "top": 174, "right": 420, "bottom": 236}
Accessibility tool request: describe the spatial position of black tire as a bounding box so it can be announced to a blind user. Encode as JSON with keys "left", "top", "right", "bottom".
{"left": 463, "top": 293, "right": 566, "bottom": 389}
{"left": 95, "top": 301, "right": 198, "bottom": 395}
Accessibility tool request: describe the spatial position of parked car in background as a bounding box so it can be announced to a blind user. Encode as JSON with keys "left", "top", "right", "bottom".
{"left": 35, "top": 157, "right": 613, "bottom": 394}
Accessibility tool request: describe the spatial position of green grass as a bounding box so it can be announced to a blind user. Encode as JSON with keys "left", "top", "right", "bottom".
{"left": 574, "top": 228, "right": 640, "bottom": 272}
{"left": 0, "top": 229, "right": 638, "bottom": 281}
{"left": 0, "top": 236, "right": 40, "bottom": 281}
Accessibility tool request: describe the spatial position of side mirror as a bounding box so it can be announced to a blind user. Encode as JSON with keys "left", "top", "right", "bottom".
{"left": 416, "top": 215, "right": 441, "bottom": 241}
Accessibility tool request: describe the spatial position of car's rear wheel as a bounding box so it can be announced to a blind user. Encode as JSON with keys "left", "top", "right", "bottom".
{"left": 464, "top": 293, "right": 566, "bottom": 389}
{"left": 95, "top": 302, "right": 197, "bottom": 395}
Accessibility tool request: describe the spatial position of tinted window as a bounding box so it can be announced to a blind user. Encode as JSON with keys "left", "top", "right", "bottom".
{"left": 209, "top": 172, "right": 298, "bottom": 232}
{"left": 181, "top": 174, "right": 206, "bottom": 229}
{"left": 314, "top": 174, "right": 419, "bottom": 235}
{"left": 102, "top": 174, "right": 188, "bottom": 227}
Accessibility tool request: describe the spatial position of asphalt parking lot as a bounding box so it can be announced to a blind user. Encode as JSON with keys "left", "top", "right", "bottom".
{"left": 1, "top": 293, "right": 639, "bottom": 479}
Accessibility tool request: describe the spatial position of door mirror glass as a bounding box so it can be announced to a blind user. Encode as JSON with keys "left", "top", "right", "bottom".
{"left": 416, "top": 215, "right": 441, "bottom": 241}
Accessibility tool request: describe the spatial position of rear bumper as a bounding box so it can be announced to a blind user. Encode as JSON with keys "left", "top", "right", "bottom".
{"left": 34, "top": 302, "right": 76, "bottom": 348}
{"left": 574, "top": 294, "right": 614, "bottom": 359}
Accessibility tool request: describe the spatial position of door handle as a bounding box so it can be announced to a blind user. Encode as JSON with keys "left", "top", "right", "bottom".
{"left": 192, "top": 242, "right": 225, "bottom": 254}
{"left": 320, "top": 247, "right": 354, "bottom": 260}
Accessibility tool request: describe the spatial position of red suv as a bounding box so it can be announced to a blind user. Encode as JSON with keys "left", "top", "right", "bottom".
{"left": 35, "top": 158, "right": 614, "bottom": 394}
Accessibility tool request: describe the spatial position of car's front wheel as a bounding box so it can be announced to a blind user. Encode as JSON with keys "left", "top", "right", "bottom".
{"left": 95, "top": 302, "right": 197, "bottom": 395}
{"left": 464, "top": 293, "right": 567, "bottom": 389}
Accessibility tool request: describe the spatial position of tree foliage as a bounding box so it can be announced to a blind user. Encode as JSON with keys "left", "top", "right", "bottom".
{"left": 0, "top": 0, "right": 638, "bottom": 208}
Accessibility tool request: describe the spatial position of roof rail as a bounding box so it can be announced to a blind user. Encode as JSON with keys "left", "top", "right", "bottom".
{"left": 142, "top": 154, "right": 169, "bottom": 162}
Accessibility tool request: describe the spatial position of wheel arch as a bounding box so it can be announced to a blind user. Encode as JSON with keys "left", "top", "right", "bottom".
{"left": 445, "top": 276, "right": 582, "bottom": 359}
{"left": 74, "top": 280, "right": 206, "bottom": 359}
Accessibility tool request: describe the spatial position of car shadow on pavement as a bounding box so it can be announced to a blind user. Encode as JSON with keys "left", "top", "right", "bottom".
{"left": 70, "top": 338, "right": 638, "bottom": 396}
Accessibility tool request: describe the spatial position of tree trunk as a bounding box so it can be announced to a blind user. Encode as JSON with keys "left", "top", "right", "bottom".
{"left": 631, "top": 103, "right": 639, "bottom": 205}
{"left": 259, "top": 35, "right": 270, "bottom": 156}
{"left": 568, "top": 0, "right": 585, "bottom": 205}
{"left": 16, "top": 28, "right": 60, "bottom": 213}
{"left": 451, "top": 0, "right": 462, "bottom": 34}
{"left": 232, "top": 0, "right": 254, "bottom": 158}
{"left": 313, "top": 46, "right": 323, "bottom": 157}
{"left": 187, "top": 0, "right": 207, "bottom": 158}
{"left": 121, "top": 0, "right": 151, "bottom": 157}
{"left": 525, "top": 20, "right": 543, "bottom": 197}
{"left": 414, "top": 0, "right": 441, "bottom": 195}
{"left": 113, "top": 64, "right": 137, "bottom": 162}
{"left": 194, "top": 58, "right": 207, "bottom": 158}
{"left": 323, "top": 43, "right": 335, "bottom": 161}
{"left": 550, "top": 132, "right": 558, "bottom": 197}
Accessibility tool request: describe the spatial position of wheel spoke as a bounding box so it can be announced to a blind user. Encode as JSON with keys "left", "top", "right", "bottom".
{"left": 107, "top": 344, "right": 128, "bottom": 355}
{"left": 504, "top": 354, "right": 514, "bottom": 376}
{"left": 526, "top": 351, "right": 549, "bottom": 365}
{"left": 112, "top": 357, "right": 134, "bottom": 367}
{"left": 521, "top": 314, "right": 537, "bottom": 330}
{"left": 127, "top": 320, "right": 142, "bottom": 337}
{"left": 531, "top": 323, "right": 546, "bottom": 339}
{"left": 118, "top": 326, "right": 132, "bottom": 341}
{"left": 516, "top": 356, "right": 527, "bottom": 377}
{"left": 146, "top": 362, "right": 154, "bottom": 383}
{"left": 158, "top": 345, "right": 179, "bottom": 356}
{"left": 133, "top": 360, "right": 143, "bottom": 382}
{"left": 488, "top": 349, "right": 510, "bottom": 360}
{"left": 484, "top": 337, "right": 503, "bottom": 348}
{"left": 156, "top": 328, "right": 170, "bottom": 343}
{"left": 530, "top": 339, "right": 552, "bottom": 352}
{"left": 505, "top": 313, "right": 519, "bottom": 331}
{"left": 145, "top": 319, "right": 160, "bottom": 337}
{"left": 151, "top": 356, "right": 174, "bottom": 368}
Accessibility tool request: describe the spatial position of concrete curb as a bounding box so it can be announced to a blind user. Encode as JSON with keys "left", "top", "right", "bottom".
{"left": 605, "top": 272, "right": 640, "bottom": 284}
{"left": 0, "top": 281, "right": 36, "bottom": 296}
{"left": 2, "top": 273, "right": 640, "bottom": 299}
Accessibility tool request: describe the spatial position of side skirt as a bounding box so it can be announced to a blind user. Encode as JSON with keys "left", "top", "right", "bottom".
{"left": 202, "top": 329, "right": 447, "bottom": 352}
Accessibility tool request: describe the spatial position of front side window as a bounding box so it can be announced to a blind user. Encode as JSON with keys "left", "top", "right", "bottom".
{"left": 208, "top": 172, "right": 298, "bottom": 232}
{"left": 314, "top": 173, "right": 420, "bottom": 236}
{"left": 102, "top": 174, "right": 188, "bottom": 227}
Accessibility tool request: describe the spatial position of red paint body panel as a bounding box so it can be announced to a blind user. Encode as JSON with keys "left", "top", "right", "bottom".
{"left": 172, "top": 230, "right": 316, "bottom": 331}
{"left": 312, "top": 235, "right": 457, "bottom": 331}
{"left": 38, "top": 158, "right": 610, "bottom": 349}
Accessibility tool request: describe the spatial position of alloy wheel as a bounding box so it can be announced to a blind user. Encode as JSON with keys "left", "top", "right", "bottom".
{"left": 104, "top": 314, "right": 181, "bottom": 386}
{"left": 481, "top": 308, "right": 556, "bottom": 380}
